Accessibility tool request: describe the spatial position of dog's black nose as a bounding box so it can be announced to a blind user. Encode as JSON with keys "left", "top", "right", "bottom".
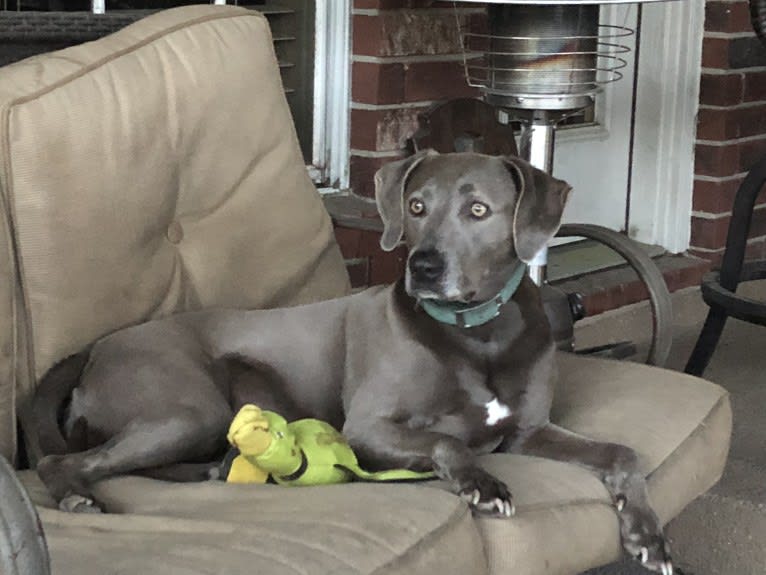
{"left": 409, "top": 249, "right": 446, "bottom": 282}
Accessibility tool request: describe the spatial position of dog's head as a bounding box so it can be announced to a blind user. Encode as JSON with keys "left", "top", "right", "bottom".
{"left": 375, "top": 150, "right": 571, "bottom": 303}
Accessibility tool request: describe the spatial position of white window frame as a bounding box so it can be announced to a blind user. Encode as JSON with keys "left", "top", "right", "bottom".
{"left": 310, "top": 0, "right": 352, "bottom": 192}
{"left": 92, "top": 0, "right": 351, "bottom": 190}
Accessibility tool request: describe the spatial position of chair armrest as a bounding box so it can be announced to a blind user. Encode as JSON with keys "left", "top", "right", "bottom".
{"left": 0, "top": 455, "right": 50, "bottom": 575}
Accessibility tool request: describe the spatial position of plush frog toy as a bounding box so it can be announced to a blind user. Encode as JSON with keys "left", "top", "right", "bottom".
{"left": 224, "top": 404, "right": 434, "bottom": 486}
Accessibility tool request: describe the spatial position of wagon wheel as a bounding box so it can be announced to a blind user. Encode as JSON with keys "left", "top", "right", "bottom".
{"left": 556, "top": 223, "right": 673, "bottom": 367}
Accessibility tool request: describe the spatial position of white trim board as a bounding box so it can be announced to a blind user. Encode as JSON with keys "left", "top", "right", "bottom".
{"left": 312, "top": 0, "right": 352, "bottom": 190}
{"left": 628, "top": 0, "right": 705, "bottom": 253}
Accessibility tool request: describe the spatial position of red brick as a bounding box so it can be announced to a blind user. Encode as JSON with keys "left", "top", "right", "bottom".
{"left": 702, "top": 37, "right": 730, "bottom": 69}
{"left": 353, "top": 11, "right": 469, "bottom": 58}
{"left": 690, "top": 207, "right": 766, "bottom": 252}
{"left": 732, "top": 105, "right": 766, "bottom": 139}
{"left": 353, "top": 15, "right": 384, "bottom": 58}
{"left": 695, "top": 143, "right": 740, "bottom": 177}
{"left": 690, "top": 239, "right": 766, "bottom": 267}
{"left": 688, "top": 248, "right": 724, "bottom": 266}
{"left": 351, "top": 107, "right": 423, "bottom": 152}
{"left": 698, "top": 104, "right": 766, "bottom": 141}
{"left": 739, "top": 137, "right": 766, "bottom": 171}
{"left": 697, "top": 107, "right": 729, "bottom": 140}
{"left": 370, "top": 247, "right": 408, "bottom": 285}
{"left": 620, "top": 279, "right": 650, "bottom": 306}
{"left": 691, "top": 216, "right": 730, "bottom": 250}
{"left": 583, "top": 289, "right": 615, "bottom": 317}
{"left": 678, "top": 258, "right": 711, "bottom": 287}
{"left": 662, "top": 266, "right": 683, "bottom": 293}
{"left": 350, "top": 154, "right": 404, "bottom": 198}
{"left": 334, "top": 226, "right": 406, "bottom": 285}
{"left": 693, "top": 177, "right": 745, "bottom": 213}
{"left": 743, "top": 71, "right": 766, "bottom": 102}
{"left": 352, "top": 61, "right": 405, "bottom": 105}
{"left": 350, "top": 109, "right": 381, "bottom": 150}
{"left": 752, "top": 205, "right": 766, "bottom": 237}
{"left": 728, "top": 36, "right": 766, "bottom": 69}
{"left": 699, "top": 73, "right": 743, "bottom": 106}
{"left": 333, "top": 226, "right": 364, "bottom": 259}
{"left": 403, "top": 60, "right": 477, "bottom": 102}
{"left": 749, "top": 237, "right": 766, "bottom": 260}
{"left": 705, "top": 1, "right": 754, "bottom": 34}
{"left": 345, "top": 258, "right": 370, "bottom": 288}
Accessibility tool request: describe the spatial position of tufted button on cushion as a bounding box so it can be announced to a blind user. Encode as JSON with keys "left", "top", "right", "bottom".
{"left": 166, "top": 221, "right": 184, "bottom": 245}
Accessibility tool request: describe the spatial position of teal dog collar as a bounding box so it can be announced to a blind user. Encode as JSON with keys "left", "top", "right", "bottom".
{"left": 419, "top": 263, "right": 527, "bottom": 328}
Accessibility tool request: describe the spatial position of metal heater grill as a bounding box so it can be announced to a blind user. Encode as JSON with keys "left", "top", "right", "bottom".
{"left": 449, "top": 1, "right": 639, "bottom": 283}
{"left": 455, "top": 4, "right": 633, "bottom": 111}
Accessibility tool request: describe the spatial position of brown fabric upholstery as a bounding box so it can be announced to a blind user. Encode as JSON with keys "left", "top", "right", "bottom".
{"left": 0, "top": 5, "right": 350, "bottom": 462}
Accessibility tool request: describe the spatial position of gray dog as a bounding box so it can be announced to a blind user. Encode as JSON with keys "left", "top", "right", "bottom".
{"left": 31, "top": 151, "right": 672, "bottom": 574}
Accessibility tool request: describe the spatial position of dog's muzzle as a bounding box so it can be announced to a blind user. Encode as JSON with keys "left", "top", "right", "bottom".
{"left": 408, "top": 249, "right": 446, "bottom": 286}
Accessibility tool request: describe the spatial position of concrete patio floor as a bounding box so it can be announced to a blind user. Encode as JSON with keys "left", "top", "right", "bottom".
{"left": 577, "top": 281, "right": 766, "bottom": 575}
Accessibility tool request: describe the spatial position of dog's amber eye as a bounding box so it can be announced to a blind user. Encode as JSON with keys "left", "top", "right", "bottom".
{"left": 409, "top": 199, "right": 425, "bottom": 216}
{"left": 470, "top": 202, "right": 489, "bottom": 219}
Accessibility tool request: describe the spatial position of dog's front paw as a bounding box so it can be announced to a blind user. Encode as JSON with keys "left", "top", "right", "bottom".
{"left": 625, "top": 535, "right": 673, "bottom": 575}
{"left": 457, "top": 468, "right": 514, "bottom": 518}
{"left": 59, "top": 494, "right": 104, "bottom": 514}
{"left": 617, "top": 497, "right": 673, "bottom": 575}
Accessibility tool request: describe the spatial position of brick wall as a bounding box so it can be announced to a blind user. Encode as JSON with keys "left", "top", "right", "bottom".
{"left": 336, "top": 2, "right": 766, "bottom": 289}
{"left": 692, "top": 0, "right": 766, "bottom": 265}
{"left": 334, "top": 0, "right": 485, "bottom": 288}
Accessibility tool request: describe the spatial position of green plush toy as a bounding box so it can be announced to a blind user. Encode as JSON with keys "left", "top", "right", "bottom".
{"left": 224, "top": 404, "right": 435, "bottom": 486}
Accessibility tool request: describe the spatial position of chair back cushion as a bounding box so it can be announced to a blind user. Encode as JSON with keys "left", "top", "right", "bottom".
{"left": 0, "top": 5, "right": 350, "bottom": 461}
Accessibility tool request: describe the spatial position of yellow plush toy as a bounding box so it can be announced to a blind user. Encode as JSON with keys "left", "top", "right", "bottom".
{"left": 224, "top": 404, "right": 434, "bottom": 486}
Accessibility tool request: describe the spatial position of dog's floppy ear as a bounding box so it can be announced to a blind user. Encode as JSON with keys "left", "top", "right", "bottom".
{"left": 375, "top": 149, "right": 436, "bottom": 251}
{"left": 503, "top": 156, "right": 572, "bottom": 264}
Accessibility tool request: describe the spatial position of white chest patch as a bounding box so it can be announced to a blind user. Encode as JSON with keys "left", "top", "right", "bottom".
{"left": 485, "top": 397, "right": 512, "bottom": 426}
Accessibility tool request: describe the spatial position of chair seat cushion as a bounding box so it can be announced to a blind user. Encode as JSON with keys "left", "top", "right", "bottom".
{"left": 19, "top": 474, "right": 488, "bottom": 575}
{"left": 19, "top": 355, "right": 730, "bottom": 575}
{"left": 470, "top": 353, "right": 732, "bottom": 575}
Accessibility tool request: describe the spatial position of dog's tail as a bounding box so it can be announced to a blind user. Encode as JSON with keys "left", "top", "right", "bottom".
{"left": 30, "top": 349, "right": 91, "bottom": 456}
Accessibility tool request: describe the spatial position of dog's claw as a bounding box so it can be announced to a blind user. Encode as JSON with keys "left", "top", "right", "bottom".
{"left": 615, "top": 494, "right": 626, "bottom": 512}
{"left": 459, "top": 488, "right": 481, "bottom": 506}
{"left": 59, "top": 494, "right": 103, "bottom": 514}
{"left": 638, "top": 547, "right": 649, "bottom": 564}
{"left": 457, "top": 469, "right": 512, "bottom": 518}
{"left": 661, "top": 560, "right": 674, "bottom": 575}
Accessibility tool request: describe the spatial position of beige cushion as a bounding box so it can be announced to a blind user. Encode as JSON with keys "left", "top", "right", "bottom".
{"left": 16, "top": 353, "right": 729, "bottom": 575}
{"left": 19, "top": 473, "right": 488, "bottom": 575}
{"left": 0, "top": 5, "right": 350, "bottom": 461}
{"left": 473, "top": 353, "right": 732, "bottom": 575}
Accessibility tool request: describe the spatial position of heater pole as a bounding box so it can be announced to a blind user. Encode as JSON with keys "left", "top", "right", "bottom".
{"left": 519, "top": 118, "right": 556, "bottom": 284}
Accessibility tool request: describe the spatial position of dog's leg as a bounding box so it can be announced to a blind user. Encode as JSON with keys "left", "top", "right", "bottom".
{"left": 508, "top": 423, "right": 673, "bottom": 574}
{"left": 345, "top": 420, "right": 513, "bottom": 517}
{"left": 37, "top": 407, "right": 229, "bottom": 513}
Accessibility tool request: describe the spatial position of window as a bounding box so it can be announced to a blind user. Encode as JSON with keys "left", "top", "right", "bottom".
{"left": 1, "top": 0, "right": 351, "bottom": 189}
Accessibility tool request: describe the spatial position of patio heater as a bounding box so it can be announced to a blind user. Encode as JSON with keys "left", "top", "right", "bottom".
{"left": 450, "top": 0, "right": 681, "bottom": 285}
